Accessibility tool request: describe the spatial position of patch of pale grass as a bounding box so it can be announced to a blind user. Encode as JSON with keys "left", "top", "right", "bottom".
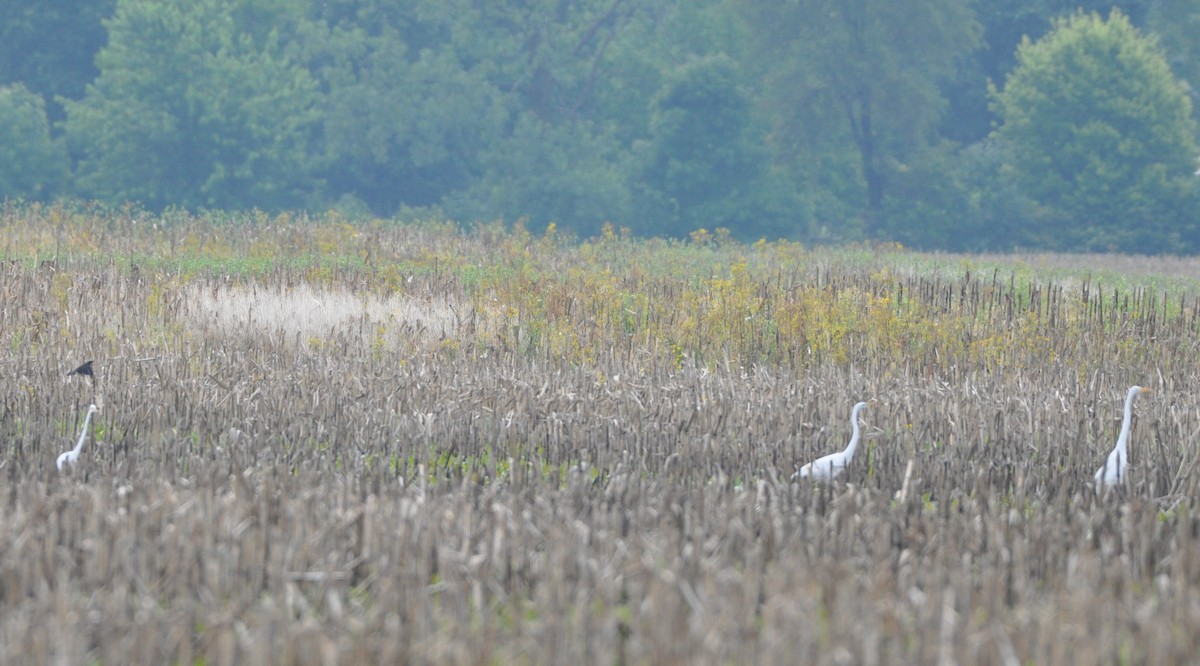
{"left": 184, "top": 282, "right": 463, "bottom": 347}
{"left": 969, "top": 252, "right": 1200, "bottom": 280}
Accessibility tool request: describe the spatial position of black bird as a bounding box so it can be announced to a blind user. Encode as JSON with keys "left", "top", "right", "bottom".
{"left": 68, "top": 360, "right": 95, "bottom": 378}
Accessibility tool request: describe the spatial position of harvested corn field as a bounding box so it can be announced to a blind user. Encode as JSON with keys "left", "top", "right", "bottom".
{"left": 3, "top": 203, "right": 1200, "bottom": 664}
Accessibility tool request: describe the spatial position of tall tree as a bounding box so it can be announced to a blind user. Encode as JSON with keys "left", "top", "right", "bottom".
{"left": 304, "top": 5, "right": 509, "bottom": 216}
{"left": 636, "top": 53, "right": 766, "bottom": 237}
{"left": 63, "top": 0, "right": 320, "bottom": 211}
{"left": 1146, "top": 0, "right": 1200, "bottom": 103}
{"left": 942, "top": 0, "right": 1155, "bottom": 146}
{"left": 0, "top": 0, "right": 117, "bottom": 123}
{"left": 0, "top": 84, "right": 68, "bottom": 199}
{"left": 307, "top": 0, "right": 687, "bottom": 227}
{"left": 452, "top": 112, "right": 632, "bottom": 234}
{"left": 991, "top": 9, "right": 1197, "bottom": 251}
{"left": 737, "top": 0, "right": 981, "bottom": 235}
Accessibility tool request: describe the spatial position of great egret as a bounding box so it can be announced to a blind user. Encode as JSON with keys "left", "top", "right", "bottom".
{"left": 793, "top": 401, "right": 871, "bottom": 481}
{"left": 56, "top": 404, "right": 100, "bottom": 471}
{"left": 1094, "top": 386, "right": 1150, "bottom": 487}
{"left": 68, "top": 360, "right": 94, "bottom": 378}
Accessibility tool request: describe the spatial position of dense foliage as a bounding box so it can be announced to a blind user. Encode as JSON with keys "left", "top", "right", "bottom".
{"left": 1, "top": 0, "right": 1199, "bottom": 252}
{"left": 992, "top": 10, "right": 1197, "bottom": 252}
{"left": 0, "top": 84, "right": 67, "bottom": 198}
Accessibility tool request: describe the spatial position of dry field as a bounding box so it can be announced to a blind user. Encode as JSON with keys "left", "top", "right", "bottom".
{"left": 3, "top": 204, "right": 1200, "bottom": 663}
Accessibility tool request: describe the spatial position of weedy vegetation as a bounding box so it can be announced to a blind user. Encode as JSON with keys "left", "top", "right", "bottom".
{"left": 3, "top": 202, "right": 1200, "bottom": 663}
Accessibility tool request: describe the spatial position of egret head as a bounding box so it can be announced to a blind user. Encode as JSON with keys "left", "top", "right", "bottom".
{"left": 1126, "top": 386, "right": 1151, "bottom": 403}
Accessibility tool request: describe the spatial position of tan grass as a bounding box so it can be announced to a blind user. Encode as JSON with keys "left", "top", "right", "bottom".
{"left": 1, "top": 208, "right": 1200, "bottom": 664}
{"left": 971, "top": 251, "right": 1200, "bottom": 281}
{"left": 183, "top": 282, "right": 465, "bottom": 348}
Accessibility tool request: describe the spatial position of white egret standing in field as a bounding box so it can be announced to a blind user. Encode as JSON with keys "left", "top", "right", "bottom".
{"left": 56, "top": 404, "right": 100, "bottom": 471}
{"left": 793, "top": 401, "right": 871, "bottom": 481}
{"left": 1094, "top": 386, "right": 1149, "bottom": 488}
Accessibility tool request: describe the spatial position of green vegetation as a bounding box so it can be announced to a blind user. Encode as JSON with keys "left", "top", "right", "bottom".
{"left": 738, "top": 0, "right": 982, "bottom": 235}
{"left": 3, "top": 1, "right": 1200, "bottom": 251}
{"left": 62, "top": 0, "right": 320, "bottom": 210}
{"left": 0, "top": 83, "right": 67, "bottom": 198}
{"left": 991, "top": 9, "right": 1198, "bottom": 252}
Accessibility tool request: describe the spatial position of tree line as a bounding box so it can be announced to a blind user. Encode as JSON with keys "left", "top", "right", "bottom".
{"left": 1, "top": 0, "right": 1197, "bottom": 252}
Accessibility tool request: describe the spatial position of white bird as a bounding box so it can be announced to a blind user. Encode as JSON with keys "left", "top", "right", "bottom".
{"left": 1094, "top": 386, "right": 1149, "bottom": 488}
{"left": 56, "top": 404, "right": 100, "bottom": 471}
{"left": 794, "top": 401, "right": 871, "bottom": 481}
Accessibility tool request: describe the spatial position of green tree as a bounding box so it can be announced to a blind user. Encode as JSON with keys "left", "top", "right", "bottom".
{"left": 942, "top": 1, "right": 1154, "bottom": 146}
{"left": 307, "top": 0, "right": 719, "bottom": 225}
{"left": 737, "top": 0, "right": 981, "bottom": 235}
{"left": 1146, "top": 0, "right": 1200, "bottom": 102}
{"left": 881, "top": 139, "right": 1035, "bottom": 251}
{"left": 991, "top": 9, "right": 1197, "bottom": 251}
{"left": 449, "top": 113, "right": 632, "bottom": 235}
{"left": 0, "top": 0, "right": 117, "bottom": 123}
{"left": 305, "top": 8, "right": 509, "bottom": 216}
{"left": 306, "top": 0, "right": 789, "bottom": 234}
{"left": 0, "top": 84, "right": 68, "bottom": 199}
{"left": 63, "top": 0, "right": 320, "bottom": 211}
{"left": 636, "top": 54, "right": 768, "bottom": 238}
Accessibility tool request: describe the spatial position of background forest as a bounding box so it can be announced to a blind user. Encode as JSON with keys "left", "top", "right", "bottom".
{"left": 2, "top": 0, "right": 1199, "bottom": 252}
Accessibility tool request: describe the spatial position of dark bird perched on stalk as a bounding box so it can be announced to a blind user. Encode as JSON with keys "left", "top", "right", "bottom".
{"left": 68, "top": 360, "right": 94, "bottom": 379}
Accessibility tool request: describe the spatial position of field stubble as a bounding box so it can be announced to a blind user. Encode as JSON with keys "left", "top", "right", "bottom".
{"left": 2, "top": 207, "right": 1200, "bottom": 663}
